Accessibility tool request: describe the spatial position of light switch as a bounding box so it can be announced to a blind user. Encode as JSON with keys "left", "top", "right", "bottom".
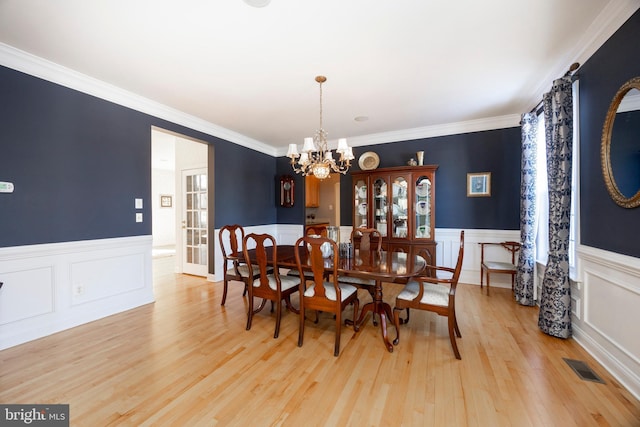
{"left": 136, "top": 213, "right": 143, "bottom": 223}
{"left": 135, "top": 198, "right": 143, "bottom": 209}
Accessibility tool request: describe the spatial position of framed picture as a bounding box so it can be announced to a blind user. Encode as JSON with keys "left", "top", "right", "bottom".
{"left": 160, "top": 194, "right": 173, "bottom": 207}
{"left": 467, "top": 172, "right": 491, "bottom": 197}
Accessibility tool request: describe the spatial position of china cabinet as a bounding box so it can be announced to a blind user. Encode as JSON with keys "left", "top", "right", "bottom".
{"left": 352, "top": 165, "right": 437, "bottom": 264}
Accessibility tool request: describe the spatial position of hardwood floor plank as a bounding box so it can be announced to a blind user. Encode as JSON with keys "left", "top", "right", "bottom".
{"left": 1, "top": 260, "right": 639, "bottom": 426}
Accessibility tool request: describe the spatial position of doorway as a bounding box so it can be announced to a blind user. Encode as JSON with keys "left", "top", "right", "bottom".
{"left": 151, "top": 127, "right": 209, "bottom": 277}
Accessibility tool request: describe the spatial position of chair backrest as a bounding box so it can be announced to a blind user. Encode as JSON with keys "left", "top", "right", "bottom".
{"left": 350, "top": 228, "right": 382, "bottom": 253}
{"left": 479, "top": 240, "right": 520, "bottom": 265}
{"left": 500, "top": 241, "right": 521, "bottom": 264}
{"left": 449, "top": 230, "right": 465, "bottom": 289}
{"left": 294, "top": 235, "right": 340, "bottom": 301}
{"left": 243, "top": 233, "right": 278, "bottom": 290}
{"left": 219, "top": 224, "right": 245, "bottom": 260}
{"left": 305, "top": 226, "right": 327, "bottom": 237}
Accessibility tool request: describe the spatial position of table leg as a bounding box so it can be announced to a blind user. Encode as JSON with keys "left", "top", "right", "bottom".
{"left": 355, "top": 281, "right": 396, "bottom": 353}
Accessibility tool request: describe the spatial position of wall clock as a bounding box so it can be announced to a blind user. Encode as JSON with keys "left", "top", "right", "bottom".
{"left": 280, "top": 175, "right": 295, "bottom": 207}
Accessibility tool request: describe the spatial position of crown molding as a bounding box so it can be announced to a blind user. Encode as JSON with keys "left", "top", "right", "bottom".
{"left": 0, "top": 43, "right": 277, "bottom": 157}
{"left": 524, "top": 1, "right": 639, "bottom": 112}
{"left": 2, "top": 1, "right": 637, "bottom": 159}
{"left": 274, "top": 114, "right": 522, "bottom": 156}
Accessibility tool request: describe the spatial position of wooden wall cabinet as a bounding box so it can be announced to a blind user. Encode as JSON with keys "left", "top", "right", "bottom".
{"left": 352, "top": 165, "right": 438, "bottom": 265}
{"left": 305, "top": 176, "right": 320, "bottom": 207}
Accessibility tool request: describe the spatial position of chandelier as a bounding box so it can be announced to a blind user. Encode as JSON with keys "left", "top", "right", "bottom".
{"left": 286, "top": 76, "right": 354, "bottom": 180}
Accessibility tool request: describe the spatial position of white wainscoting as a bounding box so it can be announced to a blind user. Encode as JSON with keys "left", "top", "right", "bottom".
{"left": 573, "top": 245, "right": 640, "bottom": 400}
{"left": 211, "top": 226, "right": 520, "bottom": 287}
{"left": 0, "top": 236, "right": 154, "bottom": 350}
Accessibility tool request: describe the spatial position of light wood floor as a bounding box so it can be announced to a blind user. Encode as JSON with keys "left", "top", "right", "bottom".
{"left": 1, "top": 256, "right": 639, "bottom": 426}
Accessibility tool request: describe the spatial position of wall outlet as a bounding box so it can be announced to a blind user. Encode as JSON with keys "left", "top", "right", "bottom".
{"left": 73, "top": 284, "right": 84, "bottom": 296}
{"left": 136, "top": 213, "right": 143, "bottom": 222}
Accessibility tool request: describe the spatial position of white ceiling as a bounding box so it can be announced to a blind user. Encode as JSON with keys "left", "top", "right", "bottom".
{"left": 0, "top": 1, "right": 638, "bottom": 156}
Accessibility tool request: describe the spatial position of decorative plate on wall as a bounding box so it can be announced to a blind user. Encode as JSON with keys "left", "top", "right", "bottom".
{"left": 358, "top": 151, "right": 380, "bottom": 170}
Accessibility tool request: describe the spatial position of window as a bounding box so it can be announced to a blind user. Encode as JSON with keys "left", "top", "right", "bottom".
{"left": 534, "top": 80, "right": 580, "bottom": 281}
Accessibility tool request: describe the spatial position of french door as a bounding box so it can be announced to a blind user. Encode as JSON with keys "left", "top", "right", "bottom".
{"left": 181, "top": 168, "right": 208, "bottom": 276}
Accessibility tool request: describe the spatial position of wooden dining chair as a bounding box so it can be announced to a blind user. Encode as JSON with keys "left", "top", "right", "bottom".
{"left": 294, "top": 235, "right": 359, "bottom": 356}
{"left": 219, "top": 224, "right": 270, "bottom": 306}
{"left": 336, "top": 228, "right": 382, "bottom": 323}
{"left": 288, "top": 226, "right": 331, "bottom": 281}
{"left": 243, "top": 233, "right": 300, "bottom": 339}
{"left": 478, "top": 240, "right": 521, "bottom": 295}
{"left": 393, "top": 230, "right": 465, "bottom": 359}
{"left": 305, "top": 225, "right": 327, "bottom": 237}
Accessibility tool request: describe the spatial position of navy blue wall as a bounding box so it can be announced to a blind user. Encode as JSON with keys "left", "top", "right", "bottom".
{"left": 277, "top": 127, "right": 522, "bottom": 230}
{"left": 579, "top": 9, "right": 640, "bottom": 258}
{"left": 0, "top": 66, "right": 276, "bottom": 247}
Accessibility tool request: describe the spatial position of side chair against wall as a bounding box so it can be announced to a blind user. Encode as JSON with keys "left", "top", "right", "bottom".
{"left": 478, "top": 241, "right": 521, "bottom": 296}
{"left": 294, "top": 235, "right": 359, "bottom": 357}
{"left": 393, "top": 230, "right": 465, "bottom": 359}
{"left": 219, "top": 224, "right": 271, "bottom": 306}
{"left": 243, "top": 233, "right": 300, "bottom": 339}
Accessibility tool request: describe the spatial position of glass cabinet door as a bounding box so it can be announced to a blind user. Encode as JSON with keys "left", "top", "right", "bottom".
{"left": 391, "top": 176, "right": 408, "bottom": 238}
{"left": 372, "top": 177, "right": 387, "bottom": 236}
{"left": 414, "top": 175, "right": 432, "bottom": 239}
{"left": 354, "top": 178, "right": 368, "bottom": 228}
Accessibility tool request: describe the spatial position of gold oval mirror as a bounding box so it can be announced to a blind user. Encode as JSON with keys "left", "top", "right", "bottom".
{"left": 601, "top": 76, "right": 640, "bottom": 208}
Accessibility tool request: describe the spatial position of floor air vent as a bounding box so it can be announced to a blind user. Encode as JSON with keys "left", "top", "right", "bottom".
{"left": 563, "top": 358, "right": 605, "bottom": 384}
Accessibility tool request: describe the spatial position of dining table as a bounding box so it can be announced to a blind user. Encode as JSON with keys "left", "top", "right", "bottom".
{"left": 242, "top": 245, "right": 427, "bottom": 352}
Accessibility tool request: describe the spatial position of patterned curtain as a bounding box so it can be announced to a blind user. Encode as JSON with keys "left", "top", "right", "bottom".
{"left": 538, "top": 76, "right": 573, "bottom": 339}
{"left": 514, "top": 113, "right": 537, "bottom": 306}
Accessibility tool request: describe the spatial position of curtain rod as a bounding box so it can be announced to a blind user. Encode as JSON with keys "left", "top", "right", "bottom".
{"left": 529, "top": 62, "right": 580, "bottom": 114}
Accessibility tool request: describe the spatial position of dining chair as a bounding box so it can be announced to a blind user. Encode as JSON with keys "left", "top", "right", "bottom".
{"left": 304, "top": 225, "right": 327, "bottom": 237}
{"left": 336, "top": 228, "right": 382, "bottom": 323}
{"left": 393, "top": 230, "right": 465, "bottom": 359}
{"left": 243, "top": 233, "right": 300, "bottom": 339}
{"left": 294, "top": 235, "right": 359, "bottom": 357}
{"left": 287, "top": 226, "right": 331, "bottom": 281}
{"left": 219, "top": 224, "right": 271, "bottom": 306}
{"left": 478, "top": 240, "right": 521, "bottom": 296}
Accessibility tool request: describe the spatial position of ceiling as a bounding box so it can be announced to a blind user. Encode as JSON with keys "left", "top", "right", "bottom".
{"left": 0, "top": 1, "right": 637, "bottom": 156}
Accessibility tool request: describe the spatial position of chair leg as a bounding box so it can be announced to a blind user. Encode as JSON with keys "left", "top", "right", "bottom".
{"left": 246, "top": 294, "right": 254, "bottom": 331}
{"left": 480, "top": 267, "right": 484, "bottom": 290}
{"left": 396, "top": 307, "right": 410, "bottom": 325}
{"left": 448, "top": 312, "right": 461, "bottom": 360}
{"left": 486, "top": 273, "right": 491, "bottom": 296}
{"left": 274, "top": 299, "right": 282, "bottom": 339}
{"left": 221, "top": 279, "right": 229, "bottom": 306}
{"left": 298, "top": 308, "right": 305, "bottom": 348}
{"left": 284, "top": 295, "right": 300, "bottom": 314}
{"left": 334, "top": 310, "right": 342, "bottom": 357}
{"left": 351, "top": 299, "right": 359, "bottom": 331}
{"left": 392, "top": 307, "right": 402, "bottom": 345}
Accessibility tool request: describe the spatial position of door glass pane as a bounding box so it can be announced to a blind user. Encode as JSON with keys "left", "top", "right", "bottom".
{"left": 415, "top": 176, "right": 431, "bottom": 239}
{"left": 185, "top": 172, "right": 208, "bottom": 267}
{"left": 354, "top": 178, "right": 368, "bottom": 229}
{"left": 391, "top": 177, "right": 408, "bottom": 238}
{"left": 373, "top": 178, "right": 387, "bottom": 236}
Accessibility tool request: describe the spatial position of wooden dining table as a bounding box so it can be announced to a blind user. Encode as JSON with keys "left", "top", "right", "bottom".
{"left": 242, "top": 245, "right": 427, "bottom": 352}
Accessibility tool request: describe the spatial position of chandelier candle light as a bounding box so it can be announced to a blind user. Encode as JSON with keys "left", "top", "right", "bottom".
{"left": 286, "top": 76, "right": 354, "bottom": 179}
